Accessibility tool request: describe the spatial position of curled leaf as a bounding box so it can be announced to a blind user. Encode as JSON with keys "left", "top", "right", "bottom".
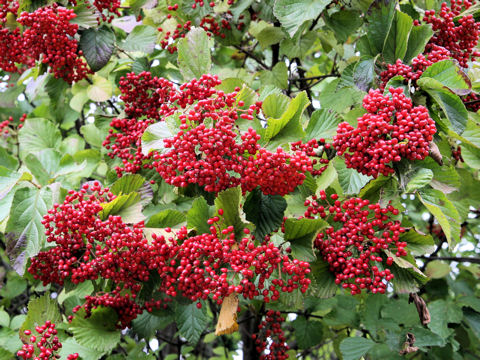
{"left": 429, "top": 142, "right": 443, "bottom": 166}
{"left": 409, "top": 293, "right": 431, "bottom": 326}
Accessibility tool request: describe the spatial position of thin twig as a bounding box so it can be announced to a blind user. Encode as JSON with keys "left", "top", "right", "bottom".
{"left": 418, "top": 256, "right": 480, "bottom": 264}
{"left": 233, "top": 44, "right": 270, "bottom": 70}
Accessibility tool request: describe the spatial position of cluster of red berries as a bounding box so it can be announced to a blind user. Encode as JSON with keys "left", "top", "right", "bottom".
{"left": 291, "top": 139, "right": 331, "bottom": 176}
{"left": 0, "top": 113, "right": 26, "bottom": 135}
{"left": 253, "top": 310, "right": 289, "bottom": 360}
{"left": 153, "top": 100, "right": 311, "bottom": 195}
{"left": 452, "top": 145, "right": 464, "bottom": 162}
{"left": 150, "top": 222, "right": 311, "bottom": 306}
{"left": 157, "top": 0, "right": 245, "bottom": 53}
{"left": 333, "top": 87, "right": 436, "bottom": 177}
{"left": 0, "top": 2, "right": 91, "bottom": 83}
{"left": 29, "top": 183, "right": 311, "bottom": 326}
{"left": 17, "top": 321, "right": 78, "bottom": 360}
{"left": 420, "top": 0, "right": 480, "bottom": 68}
{"left": 464, "top": 93, "right": 480, "bottom": 112}
{"left": 304, "top": 191, "right": 406, "bottom": 295}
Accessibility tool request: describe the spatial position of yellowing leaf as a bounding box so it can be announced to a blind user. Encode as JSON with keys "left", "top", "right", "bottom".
{"left": 215, "top": 293, "right": 239, "bottom": 336}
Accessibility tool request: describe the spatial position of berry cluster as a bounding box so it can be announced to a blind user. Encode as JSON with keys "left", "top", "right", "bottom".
{"left": 421, "top": 0, "right": 480, "bottom": 68}
{"left": 291, "top": 138, "right": 331, "bottom": 176}
{"left": 0, "top": 2, "right": 91, "bottom": 83}
{"left": 157, "top": 0, "right": 246, "bottom": 53}
{"left": 253, "top": 310, "right": 289, "bottom": 360}
{"left": 29, "top": 184, "right": 311, "bottom": 326}
{"left": 333, "top": 87, "right": 436, "bottom": 177}
{"left": 304, "top": 191, "right": 406, "bottom": 295}
{"left": 0, "top": 113, "right": 26, "bottom": 135}
{"left": 17, "top": 321, "right": 79, "bottom": 360}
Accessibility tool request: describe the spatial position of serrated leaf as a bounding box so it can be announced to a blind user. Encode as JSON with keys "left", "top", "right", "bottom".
{"left": 417, "top": 188, "right": 461, "bottom": 246}
{"left": 20, "top": 294, "right": 62, "bottom": 343}
{"left": 187, "top": 197, "right": 213, "bottom": 235}
{"left": 292, "top": 317, "right": 323, "bottom": 349}
{"left": 122, "top": 25, "right": 157, "bottom": 54}
{"left": 366, "top": 1, "right": 396, "bottom": 54}
{"left": 401, "top": 229, "right": 435, "bottom": 256}
{"left": 259, "top": 62, "right": 288, "bottom": 89}
{"left": 405, "top": 168, "right": 433, "bottom": 193}
{"left": 244, "top": 188, "right": 286, "bottom": 239}
{"left": 132, "top": 309, "right": 175, "bottom": 340}
{"left": 403, "top": 24, "right": 434, "bottom": 63}
{"left": 59, "top": 338, "right": 107, "bottom": 360}
{"left": 99, "top": 192, "right": 145, "bottom": 223}
{"left": 87, "top": 75, "right": 112, "bottom": 102}
{"left": 110, "top": 174, "right": 145, "bottom": 195}
{"left": 333, "top": 157, "right": 372, "bottom": 195}
{"left": 141, "top": 121, "right": 174, "bottom": 156}
{"left": 425, "top": 260, "right": 451, "bottom": 279}
{"left": 382, "top": 10, "right": 413, "bottom": 64}
{"left": 354, "top": 57, "right": 376, "bottom": 92}
{"left": 324, "top": 10, "right": 362, "bottom": 42}
{"left": 69, "top": 307, "right": 121, "bottom": 352}
{"left": 79, "top": 27, "right": 115, "bottom": 71}
{"left": 284, "top": 218, "right": 327, "bottom": 261}
{"left": 305, "top": 109, "right": 340, "bottom": 142}
{"left": 146, "top": 209, "right": 186, "bottom": 228}
{"left": 176, "top": 302, "right": 208, "bottom": 345}
{"left": 177, "top": 27, "right": 212, "bottom": 80}
{"left": 18, "top": 118, "right": 61, "bottom": 160}
{"left": 421, "top": 60, "right": 471, "bottom": 96}
{"left": 339, "top": 337, "right": 376, "bottom": 360}
{"left": 427, "top": 300, "right": 462, "bottom": 339}
{"left": 273, "top": 0, "right": 329, "bottom": 37}
{"left": 214, "top": 187, "right": 246, "bottom": 239}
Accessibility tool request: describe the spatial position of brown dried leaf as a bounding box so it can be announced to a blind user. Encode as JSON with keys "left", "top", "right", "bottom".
{"left": 429, "top": 142, "right": 443, "bottom": 166}
{"left": 399, "top": 332, "right": 419, "bottom": 355}
{"left": 409, "top": 293, "right": 431, "bottom": 325}
{"left": 215, "top": 293, "right": 239, "bottom": 336}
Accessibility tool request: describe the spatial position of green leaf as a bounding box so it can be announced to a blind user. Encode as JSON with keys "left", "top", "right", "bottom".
{"left": 292, "top": 318, "right": 323, "bottom": 349}
{"left": 244, "top": 187, "right": 287, "bottom": 239}
{"left": 111, "top": 174, "right": 146, "bottom": 195}
{"left": 339, "top": 337, "right": 376, "bottom": 360}
{"left": 421, "top": 60, "right": 471, "bottom": 95}
{"left": 177, "top": 27, "right": 212, "bottom": 81}
{"left": 405, "top": 168, "right": 433, "bottom": 193}
{"left": 214, "top": 187, "right": 246, "bottom": 239}
{"left": 333, "top": 157, "right": 372, "bottom": 195}
{"left": 87, "top": 75, "right": 112, "bottom": 102}
{"left": 417, "top": 77, "right": 468, "bottom": 135}
{"left": 175, "top": 302, "right": 208, "bottom": 345}
{"left": 79, "top": 27, "right": 115, "bottom": 72}
{"left": 310, "top": 258, "right": 337, "bottom": 298}
{"left": 366, "top": 1, "right": 396, "bottom": 54}
{"left": 141, "top": 120, "right": 174, "bottom": 156}
{"left": 417, "top": 188, "right": 461, "bottom": 246}
{"left": 263, "top": 91, "right": 308, "bottom": 144}
{"left": 132, "top": 309, "right": 175, "bottom": 340}
{"left": 59, "top": 338, "right": 107, "bottom": 360}
{"left": 146, "top": 209, "right": 186, "bottom": 228}
{"left": 273, "top": 0, "right": 329, "bottom": 37}
{"left": 284, "top": 218, "right": 327, "bottom": 261}
{"left": 324, "top": 10, "right": 362, "bottom": 42}
{"left": 18, "top": 118, "right": 61, "bottom": 160}
{"left": 305, "top": 109, "right": 340, "bottom": 142}
{"left": 353, "top": 57, "right": 376, "bottom": 92}
{"left": 250, "top": 21, "right": 285, "bottom": 49}
{"left": 6, "top": 187, "right": 52, "bottom": 270}
{"left": 122, "top": 25, "right": 157, "bottom": 54}
{"left": 403, "top": 24, "right": 434, "bottom": 63}
{"left": 69, "top": 307, "right": 121, "bottom": 352}
{"left": 0, "top": 147, "right": 19, "bottom": 170}
{"left": 427, "top": 300, "right": 463, "bottom": 339}
{"left": 259, "top": 62, "right": 288, "bottom": 90}
{"left": 80, "top": 123, "right": 108, "bottom": 148}
{"left": 187, "top": 197, "right": 213, "bottom": 235}
{"left": 99, "top": 192, "right": 145, "bottom": 223}
{"left": 425, "top": 260, "right": 451, "bottom": 279}
{"left": 409, "top": 327, "right": 445, "bottom": 350}
{"left": 0, "top": 166, "right": 23, "bottom": 200}
{"left": 319, "top": 78, "right": 365, "bottom": 113}
{"left": 401, "top": 229, "right": 435, "bottom": 256}
{"left": 20, "top": 294, "right": 62, "bottom": 343}
{"left": 382, "top": 11, "right": 413, "bottom": 64}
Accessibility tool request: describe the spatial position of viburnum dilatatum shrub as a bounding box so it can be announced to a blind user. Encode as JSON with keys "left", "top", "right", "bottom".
{"left": 420, "top": 0, "right": 480, "bottom": 68}
{"left": 17, "top": 321, "right": 79, "bottom": 360}
{"left": 291, "top": 138, "right": 331, "bottom": 177}
{"left": 304, "top": 190, "right": 406, "bottom": 295}
{"left": 253, "top": 310, "right": 289, "bottom": 360}
{"left": 333, "top": 87, "right": 436, "bottom": 177}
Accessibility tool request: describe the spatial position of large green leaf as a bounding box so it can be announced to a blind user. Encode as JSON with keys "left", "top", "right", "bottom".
{"left": 175, "top": 302, "right": 208, "bottom": 345}
{"left": 401, "top": 229, "right": 435, "bottom": 256}
{"left": 310, "top": 258, "right": 337, "bottom": 298}
{"left": 405, "top": 168, "right": 433, "bottom": 193}
{"left": 131, "top": 309, "right": 175, "bottom": 340}
{"left": 79, "top": 27, "right": 115, "bottom": 72}
{"left": 421, "top": 60, "right": 471, "bottom": 95}
{"left": 284, "top": 218, "right": 327, "bottom": 261}
{"left": 366, "top": 1, "right": 396, "bottom": 54}
{"left": 59, "top": 338, "right": 107, "bottom": 360}
{"left": 304, "top": 109, "right": 340, "bottom": 142}
{"left": 19, "top": 294, "right": 62, "bottom": 343}
{"left": 259, "top": 62, "right": 288, "bottom": 89}
{"left": 244, "top": 187, "right": 287, "bottom": 239}
{"left": 110, "top": 174, "right": 146, "bottom": 195}
{"left": 417, "top": 77, "right": 468, "bottom": 134}
{"left": 354, "top": 56, "right": 377, "bottom": 92}
{"left": 273, "top": 0, "right": 330, "bottom": 37}
{"left": 122, "top": 25, "right": 157, "bottom": 54}
{"left": 427, "top": 300, "right": 463, "bottom": 339}
{"left": 292, "top": 318, "right": 323, "bottom": 349}
{"left": 177, "top": 28, "right": 212, "bottom": 80}
{"left": 417, "top": 188, "right": 461, "bottom": 246}
{"left": 382, "top": 11, "right": 413, "bottom": 64}
{"left": 146, "top": 209, "right": 186, "bottom": 228}
{"left": 214, "top": 187, "right": 247, "bottom": 239}
{"left": 18, "top": 118, "right": 61, "bottom": 160}
{"left": 141, "top": 120, "right": 174, "bottom": 156}
{"left": 6, "top": 187, "right": 53, "bottom": 270}
{"left": 333, "top": 157, "right": 372, "bottom": 195}
{"left": 99, "top": 192, "right": 145, "bottom": 223}
{"left": 403, "top": 24, "right": 434, "bottom": 63}
{"left": 339, "top": 337, "right": 376, "bottom": 360}
{"left": 324, "top": 10, "right": 362, "bottom": 43}
{"left": 69, "top": 307, "right": 121, "bottom": 352}
{"left": 187, "top": 197, "right": 213, "bottom": 235}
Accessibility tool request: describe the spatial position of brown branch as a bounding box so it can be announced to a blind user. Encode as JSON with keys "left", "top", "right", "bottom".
{"left": 233, "top": 44, "right": 270, "bottom": 70}
{"left": 418, "top": 256, "right": 480, "bottom": 264}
